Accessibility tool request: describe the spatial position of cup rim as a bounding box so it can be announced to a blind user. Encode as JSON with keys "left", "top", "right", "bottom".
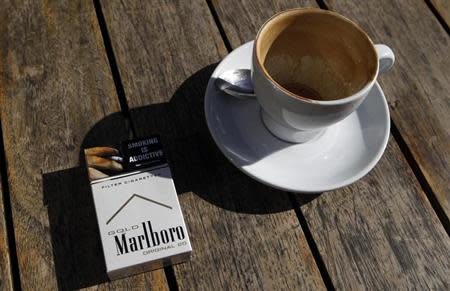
{"left": 253, "top": 8, "right": 379, "bottom": 105}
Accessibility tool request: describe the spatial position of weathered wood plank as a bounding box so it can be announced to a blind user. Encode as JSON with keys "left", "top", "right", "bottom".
{"left": 431, "top": 0, "right": 450, "bottom": 27}
{"left": 211, "top": 0, "right": 319, "bottom": 47}
{"left": 211, "top": 0, "right": 450, "bottom": 289}
{"left": 100, "top": 0, "right": 326, "bottom": 290}
{"left": 324, "top": 0, "right": 450, "bottom": 222}
{"left": 302, "top": 139, "right": 450, "bottom": 290}
{"left": 0, "top": 174, "right": 12, "bottom": 290}
{"left": 0, "top": 0, "right": 167, "bottom": 289}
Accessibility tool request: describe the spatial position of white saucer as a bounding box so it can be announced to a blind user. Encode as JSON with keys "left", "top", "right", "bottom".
{"left": 204, "top": 41, "right": 390, "bottom": 193}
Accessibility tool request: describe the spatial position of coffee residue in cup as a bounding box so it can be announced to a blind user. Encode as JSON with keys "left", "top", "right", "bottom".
{"left": 281, "top": 83, "right": 322, "bottom": 100}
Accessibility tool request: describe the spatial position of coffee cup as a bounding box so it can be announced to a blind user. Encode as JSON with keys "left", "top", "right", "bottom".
{"left": 251, "top": 8, "right": 394, "bottom": 143}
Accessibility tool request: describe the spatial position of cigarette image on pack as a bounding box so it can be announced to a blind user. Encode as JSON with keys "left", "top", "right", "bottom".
{"left": 84, "top": 135, "right": 192, "bottom": 280}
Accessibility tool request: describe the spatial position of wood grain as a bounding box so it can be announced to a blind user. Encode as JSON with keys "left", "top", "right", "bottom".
{"left": 210, "top": 0, "right": 319, "bottom": 48}
{"left": 210, "top": 0, "right": 450, "bottom": 289}
{"left": 100, "top": 0, "right": 326, "bottom": 290}
{"left": 431, "top": 0, "right": 450, "bottom": 27}
{"left": 0, "top": 176, "right": 12, "bottom": 290}
{"left": 0, "top": 0, "right": 167, "bottom": 289}
{"left": 323, "top": 0, "right": 450, "bottom": 223}
{"left": 301, "top": 139, "right": 450, "bottom": 290}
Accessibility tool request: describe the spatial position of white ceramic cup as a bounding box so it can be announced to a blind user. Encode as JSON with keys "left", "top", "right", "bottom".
{"left": 251, "top": 8, "right": 394, "bottom": 143}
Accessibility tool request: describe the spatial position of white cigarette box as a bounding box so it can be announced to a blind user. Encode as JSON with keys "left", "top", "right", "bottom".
{"left": 84, "top": 136, "right": 191, "bottom": 280}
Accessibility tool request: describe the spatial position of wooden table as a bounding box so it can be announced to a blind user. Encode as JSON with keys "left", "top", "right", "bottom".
{"left": 0, "top": 0, "right": 449, "bottom": 290}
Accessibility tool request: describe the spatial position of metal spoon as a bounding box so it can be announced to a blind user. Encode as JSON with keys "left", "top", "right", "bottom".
{"left": 215, "top": 69, "right": 255, "bottom": 99}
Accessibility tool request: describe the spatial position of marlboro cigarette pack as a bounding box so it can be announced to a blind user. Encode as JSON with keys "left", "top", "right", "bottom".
{"left": 84, "top": 135, "right": 191, "bottom": 280}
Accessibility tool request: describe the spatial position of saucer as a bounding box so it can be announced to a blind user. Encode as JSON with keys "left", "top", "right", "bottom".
{"left": 204, "top": 41, "right": 390, "bottom": 193}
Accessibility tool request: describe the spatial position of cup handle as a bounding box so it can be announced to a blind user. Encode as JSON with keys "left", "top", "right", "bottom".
{"left": 375, "top": 44, "right": 395, "bottom": 74}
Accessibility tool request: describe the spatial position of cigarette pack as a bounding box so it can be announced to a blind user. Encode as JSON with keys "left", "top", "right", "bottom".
{"left": 84, "top": 136, "right": 191, "bottom": 280}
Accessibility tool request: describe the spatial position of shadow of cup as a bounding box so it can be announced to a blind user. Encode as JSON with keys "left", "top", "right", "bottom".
{"left": 42, "top": 63, "right": 321, "bottom": 290}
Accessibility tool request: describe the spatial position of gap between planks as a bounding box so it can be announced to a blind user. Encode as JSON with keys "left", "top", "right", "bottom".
{"left": 92, "top": 0, "right": 178, "bottom": 290}
{"left": 288, "top": 194, "right": 336, "bottom": 291}
{"left": 391, "top": 122, "right": 450, "bottom": 236}
{"left": 206, "top": 0, "right": 233, "bottom": 52}
{"left": 0, "top": 118, "right": 23, "bottom": 291}
{"left": 425, "top": 0, "right": 450, "bottom": 35}
{"left": 93, "top": 0, "right": 136, "bottom": 137}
